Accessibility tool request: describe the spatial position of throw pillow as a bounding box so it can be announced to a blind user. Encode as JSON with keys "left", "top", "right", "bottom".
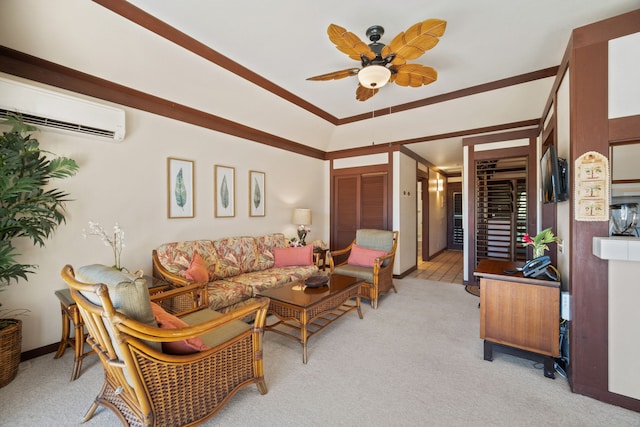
{"left": 184, "top": 252, "right": 209, "bottom": 283}
{"left": 150, "top": 302, "right": 211, "bottom": 355}
{"left": 274, "top": 245, "right": 313, "bottom": 267}
{"left": 347, "top": 244, "right": 387, "bottom": 267}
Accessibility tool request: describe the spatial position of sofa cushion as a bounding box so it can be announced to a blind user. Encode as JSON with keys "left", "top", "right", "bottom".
{"left": 255, "top": 233, "right": 287, "bottom": 270}
{"left": 274, "top": 245, "right": 313, "bottom": 267}
{"left": 206, "top": 280, "right": 255, "bottom": 312}
{"left": 150, "top": 302, "right": 210, "bottom": 354}
{"left": 212, "top": 236, "right": 259, "bottom": 278}
{"left": 155, "top": 240, "right": 218, "bottom": 277}
{"left": 226, "top": 264, "right": 319, "bottom": 293}
{"left": 184, "top": 252, "right": 209, "bottom": 283}
{"left": 347, "top": 244, "right": 387, "bottom": 267}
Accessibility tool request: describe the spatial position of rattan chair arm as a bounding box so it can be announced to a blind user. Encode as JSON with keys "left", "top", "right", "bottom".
{"left": 115, "top": 297, "right": 270, "bottom": 343}
{"left": 329, "top": 241, "right": 355, "bottom": 270}
{"left": 152, "top": 249, "right": 192, "bottom": 288}
{"left": 372, "top": 252, "right": 395, "bottom": 274}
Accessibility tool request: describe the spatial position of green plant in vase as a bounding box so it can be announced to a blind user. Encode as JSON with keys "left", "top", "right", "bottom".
{"left": 523, "top": 227, "right": 560, "bottom": 259}
{"left": 0, "top": 115, "right": 78, "bottom": 387}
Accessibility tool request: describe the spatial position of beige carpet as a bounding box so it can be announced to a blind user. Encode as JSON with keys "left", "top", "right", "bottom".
{"left": 1, "top": 278, "right": 638, "bottom": 426}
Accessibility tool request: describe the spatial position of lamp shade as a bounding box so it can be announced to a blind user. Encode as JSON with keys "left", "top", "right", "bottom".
{"left": 357, "top": 65, "right": 391, "bottom": 89}
{"left": 292, "top": 208, "right": 312, "bottom": 225}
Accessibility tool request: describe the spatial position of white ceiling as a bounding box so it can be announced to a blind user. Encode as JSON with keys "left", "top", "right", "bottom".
{"left": 125, "top": 0, "right": 638, "bottom": 173}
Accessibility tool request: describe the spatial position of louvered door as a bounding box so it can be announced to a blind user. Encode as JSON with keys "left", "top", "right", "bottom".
{"left": 475, "top": 157, "right": 528, "bottom": 262}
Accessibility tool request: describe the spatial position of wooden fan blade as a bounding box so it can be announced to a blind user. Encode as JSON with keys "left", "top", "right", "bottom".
{"left": 356, "top": 84, "right": 378, "bottom": 101}
{"left": 387, "top": 19, "right": 447, "bottom": 66}
{"left": 392, "top": 64, "right": 438, "bottom": 87}
{"left": 327, "top": 24, "right": 376, "bottom": 62}
{"left": 307, "top": 68, "right": 360, "bottom": 81}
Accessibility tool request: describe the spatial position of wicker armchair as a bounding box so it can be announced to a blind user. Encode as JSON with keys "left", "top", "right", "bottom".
{"left": 329, "top": 229, "right": 398, "bottom": 309}
{"left": 60, "top": 264, "right": 269, "bottom": 427}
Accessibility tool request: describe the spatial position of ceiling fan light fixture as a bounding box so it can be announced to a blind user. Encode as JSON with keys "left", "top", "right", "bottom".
{"left": 358, "top": 65, "right": 391, "bottom": 89}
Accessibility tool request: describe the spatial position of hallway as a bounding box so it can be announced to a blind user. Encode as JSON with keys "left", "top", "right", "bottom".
{"left": 409, "top": 250, "right": 464, "bottom": 284}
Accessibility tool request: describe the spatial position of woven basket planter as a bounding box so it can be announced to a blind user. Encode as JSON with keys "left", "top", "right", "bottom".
{"left": 0, "top": 319, "right": 22, "bottom": 388}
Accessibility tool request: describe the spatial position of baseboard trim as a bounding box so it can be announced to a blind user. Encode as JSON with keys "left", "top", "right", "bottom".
{"left": 21, "top": 343, "right": 58, "bottom": 362}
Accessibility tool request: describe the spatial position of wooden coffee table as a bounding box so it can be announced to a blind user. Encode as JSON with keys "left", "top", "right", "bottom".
{"left": 256, "top": 274, "right": 363, "bottom": 363}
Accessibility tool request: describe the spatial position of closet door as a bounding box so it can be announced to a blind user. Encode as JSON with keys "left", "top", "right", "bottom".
{"left": 332, "top": 172, "right": 388, "bottom": 252}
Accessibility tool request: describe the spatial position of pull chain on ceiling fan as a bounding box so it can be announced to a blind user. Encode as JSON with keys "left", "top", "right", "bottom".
{"left": 307, "top": 19, "right": 447, "bottom": 101}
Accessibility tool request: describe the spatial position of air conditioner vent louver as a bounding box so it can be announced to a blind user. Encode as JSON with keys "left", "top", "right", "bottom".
{"left": 0, "top": 108, "right": 116, "bottom": 139}
{"left": 0, "top": 77, "right": 125, "bottom": 141}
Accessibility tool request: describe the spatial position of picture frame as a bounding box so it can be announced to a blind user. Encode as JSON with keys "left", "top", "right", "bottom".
{"left": 249, "top": 170, "right": 266, "bottom": 217}
{"left": 167, "top": 158, "right": 194, "bottom": 218}
{"left": 214, "top": 165, "right": 235, "bottom": 217}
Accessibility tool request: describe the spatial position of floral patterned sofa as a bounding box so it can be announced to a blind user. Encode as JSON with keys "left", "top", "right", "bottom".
{"left": 152, "top": 233, "right": 318, "bottom": 313}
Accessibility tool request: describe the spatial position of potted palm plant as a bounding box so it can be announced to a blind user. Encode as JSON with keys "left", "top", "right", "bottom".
{"left": 0, "top": 115, "right": 78, "bottom": 387}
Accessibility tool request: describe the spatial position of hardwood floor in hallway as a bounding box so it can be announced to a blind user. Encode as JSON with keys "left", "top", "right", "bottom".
{"left": 408, "top": 249, "right": 464, "bottom": 284}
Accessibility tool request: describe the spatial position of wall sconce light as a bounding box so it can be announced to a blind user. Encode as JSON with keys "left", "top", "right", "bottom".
{"left": 437, "top": 178, "right": 443, "bottom": 192}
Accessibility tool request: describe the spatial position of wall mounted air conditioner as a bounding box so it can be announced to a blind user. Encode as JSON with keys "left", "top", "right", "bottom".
{"left": 0, "top": 77, "right": 125, "bottom": 141}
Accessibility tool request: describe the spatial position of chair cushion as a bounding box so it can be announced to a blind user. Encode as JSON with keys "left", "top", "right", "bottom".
{"left": 356, "top": 229, "right": 395, "bottom": 252}
{"left": 184, "top": 252, "right": 209, "bottom": 283}
{"left": 347, "top": 244, "right": 387, "bottom": 267}
{"left": 333, "top": 264, "right": 374, "bottom": 283}
{"left": 75, "top": 264, "right": 161, "bottom": 354}
{"left": 75, "top": 264, "right": 156, "bottom": 328}
{"left": 274, "top": 245, "right": 313, "bottom": 267}
{"left": 180, "top": 307, "right": 252, "bottom": 348}
{"left": 150, "top": 303, "right": 210, "bottom": 354}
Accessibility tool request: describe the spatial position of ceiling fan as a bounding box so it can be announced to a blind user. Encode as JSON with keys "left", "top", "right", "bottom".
{"left": 307, "top": 19, "right": 446, "bottom": 101}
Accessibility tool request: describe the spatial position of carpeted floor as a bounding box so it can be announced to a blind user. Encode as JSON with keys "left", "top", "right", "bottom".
{"left": 1, "top": 278, "right": 638, "bottom": 426}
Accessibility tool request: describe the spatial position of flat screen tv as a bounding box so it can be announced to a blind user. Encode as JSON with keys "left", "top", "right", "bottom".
{"left": 541, "top": 145, "right": 568, "bottom": 204}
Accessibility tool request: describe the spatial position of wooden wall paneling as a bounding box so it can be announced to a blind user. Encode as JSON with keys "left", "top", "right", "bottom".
{"left": 568, "top": 36, "right": 611, "bottom": 403}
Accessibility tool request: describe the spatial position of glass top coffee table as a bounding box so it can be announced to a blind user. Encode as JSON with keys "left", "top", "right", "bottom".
{"left": 256, "top": 273, "right": 363, "bottom": 364}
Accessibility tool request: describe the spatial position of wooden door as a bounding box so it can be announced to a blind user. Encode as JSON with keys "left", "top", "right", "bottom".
{"left": 332, "top": 172, "right": 388, "bottom": 252}
{"left": 447, "top": 182, "right": 463, "bottom": 250}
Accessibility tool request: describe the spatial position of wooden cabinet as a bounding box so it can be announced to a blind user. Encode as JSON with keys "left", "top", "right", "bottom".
{"left": 474, "top": 259, "right": 560, "bottom": 378}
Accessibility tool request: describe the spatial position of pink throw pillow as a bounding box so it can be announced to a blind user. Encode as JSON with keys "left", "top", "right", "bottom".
{"left": 274, "top": 245, "right": 313, "bottom": 267}
{"left": 347, "top": 244, "right": 387, "bottom": 267}
{"left": 150, "top": 302, "right": 210, "bottom": 354}
{"left": 184, "top": 252, "right": 209, "bottom": 283}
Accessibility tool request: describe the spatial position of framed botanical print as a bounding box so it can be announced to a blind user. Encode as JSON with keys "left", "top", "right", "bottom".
{"left": 214, "top": 165, "right": 235, "bottom": 217}
{"left": 167, "top": 157, "right": 194, "bottom": 218}
{"left": 249, "top": 170, "right": 265, "bottom": 217}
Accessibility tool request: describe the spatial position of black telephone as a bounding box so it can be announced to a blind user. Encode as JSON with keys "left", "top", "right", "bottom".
{"left": 504, "top": 255, "right": 557, "bottom": 280}
{"left": 522, "top": 256, "right": 557, "bottom": 280}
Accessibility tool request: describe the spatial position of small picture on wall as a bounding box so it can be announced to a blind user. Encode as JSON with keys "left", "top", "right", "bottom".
{"left": 167, "top": 157, "right": 194, "bottom": 218}
{"left": 249, "top": 170, "right": 266, "bottom": 217}
{"left": 215, "top": 165, "right": 235, "bottom": 217}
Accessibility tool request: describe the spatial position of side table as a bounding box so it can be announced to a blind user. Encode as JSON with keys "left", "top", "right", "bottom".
{"left": 53, "top": 288, "right": 93, "bottom": 381}
{"left": 54, "top": 275, "right": 170, "bottom": 381}
{"left": 313, "top": 247, "right": 328, "bottom": 271}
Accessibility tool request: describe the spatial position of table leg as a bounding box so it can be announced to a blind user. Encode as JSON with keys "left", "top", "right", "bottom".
{"left": 301, "top": 312, "right": 308, "bottom": 364}
{"left": 70, "top": 307, "right": 85, "bottom": 381}
{"left": 54, "top": 303, "right": 70, "bottom": 359}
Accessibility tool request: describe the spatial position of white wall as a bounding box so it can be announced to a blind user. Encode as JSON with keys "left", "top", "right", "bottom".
{"left": 1, "top": 85, "right": 326, "bottom": 352}
{"left": 393, "top": 152, "right": 417, "bottom": 275}
{"left": 428, "top": 169, "right": 448, "bottom": 256}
